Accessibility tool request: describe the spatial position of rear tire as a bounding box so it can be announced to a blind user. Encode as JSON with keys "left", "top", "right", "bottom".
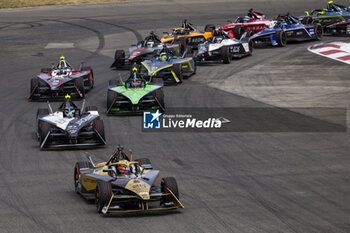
{"left": 40, "top": 68, "right": 51, "bottom": 73}
{"left": 204, "top": 24, "right": 216, "bottom": 33}
{"left": 109, "top": 79, "right": 121, "bottom": 86}
{"left": 233, "top": 25, "right": 244, "bottom": 39}
{"left": 85, "top": 106, "right": 98, "bottom": 112}
{"left": 81, "top": 66, "right": 94, "bottom": 88}
{"left": 301, "top": 16, "right": 313, "bottom": 25}
{"left": 93, "top": 119, "right": 105, "bottom": 141}
{"left": 248, "top": 39, "right": 254, "bottom": 55}
{"left": 221, "top": 46, "right": 231, "bottom": 64}
{"left": 74, "top": 161, "right": 93, "bottom": 193}
{"left": 114, "top": 50, "right": 125, "bottom": 68}
{"left": 36, "top": 108, "right": 49, "bottom": 119}
{"left": 134, "top": 158, "right": 152, "bottom": 165}
{"left": 173, "top": 64, "right": 183, "bottom": 83}
{"left": 275, "top": 30, "right": 287, "bottom": 47}
{"left": 96, "top": 181, "right": 112, "bottom": 214}
{"left": 161, "top": 177, "right": 179, "bottom": 202}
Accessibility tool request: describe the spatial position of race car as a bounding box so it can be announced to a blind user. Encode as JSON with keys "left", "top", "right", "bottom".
{"left": 111, "top": 31, "right": 181, "bottom": 69}
{"left": 221, "top": 9, "right": 276, "bottom": 39}
{"left": 196, "top": 28, "right": 253, "bottom": 63}
{"left": 36, "top": 94, "right": 105, "bottom": 149}
{"left": 299, "top": 1, "right": 350, "bottom": 35}
{"left": 298, "top": 1, "right": 350, "bottom": 35}
{"left": 161, "top": 19, "right": 214, "bottom": 50}
{"left": 107, "top": 69, "right": 164, "bottom": 115}
{"left": 139, "top": 46, "right": 196, "bottom": 85}
{"left": 29, "top": 56, "right": 94, "bottom": 100}
{"left": 250, "top": 14, "right": 323, "bottom": 47}
{"left": 74, "top": 145, "right": 184, "bottom": 214}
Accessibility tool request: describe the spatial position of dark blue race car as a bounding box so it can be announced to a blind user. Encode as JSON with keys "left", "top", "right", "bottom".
{"left": 250, "top": 14, "right": 323, "bottom": 47}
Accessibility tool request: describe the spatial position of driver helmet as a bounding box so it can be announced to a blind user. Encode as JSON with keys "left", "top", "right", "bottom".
{"left": 215, "top": 37, "right": 223, "bottom": 43}
{"left": 160, "top": 52, "right": 167, "bottom": 62}
{"left": 242, "top": 16, "right": 251, "bottom": 23}
{"left": 64, "top": 106, "right": 75, "bottom": 118}
{"left": 117, "top": 160, "right": 129, "bottom": 175}
{"left": 146, "top": 41, "right": 154, "bottom": 47}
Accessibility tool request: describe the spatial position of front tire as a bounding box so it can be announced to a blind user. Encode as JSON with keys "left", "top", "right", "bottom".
{"left": 96, "top": 181, "right": 112, "bottom": 214}
{"left": 38, "top": 120, "right": 50, "bottom": 145}
{"left": 275, "top": 30, "right": 287, "bottom": 47}
{"left": 74, "top": 78, "right": 85, "bottom": 98}
{"left": 93, "top": 119, "right": 105, "bottom": 142}
{"left": 233, "top": 25, "right": 244, "bottom": 39}
{"left": 74, "top": 161, "right": 93, "bottom": 193}
{"left": 221, "top": 46, "right": 231, "bottom": 64}
{"left": 315, "top": 23, "right": 323, "bottom": 40}
{"left": 161, "top": 177, "right": 179, "bottom": 202}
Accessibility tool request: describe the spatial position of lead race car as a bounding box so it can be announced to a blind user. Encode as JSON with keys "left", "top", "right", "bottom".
{"left": 196, "top": 28, "right": 253, "bottom": 63}
{"left": 36, "top": 94, "right": 105, "bottom": 149}
{"left": 139, "top": 45, "right": 196, "bottom": 84}
{"left": 221, "top": 9, "right": 276, "bottom": 39}
{"left": 111, "top": 32, "right": 180, "bottom": 69}
{"left": 299, "top": 1, "right": 350, "bottom": 35}
{"left": 29, "top": 56, "right": 94, "bottom": 100}
{"left": 74, "top": 146, "right": 183, "bottom": 214}
{"left": 107, "top": 68, "right": 164, "bottom": 115}
{"left": 250, "top": 14, "right": 323, "bottom": 47}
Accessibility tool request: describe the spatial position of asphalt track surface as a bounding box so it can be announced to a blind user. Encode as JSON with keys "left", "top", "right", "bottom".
{"left": 1, "top": 0, "right": 350, "bottom": 232}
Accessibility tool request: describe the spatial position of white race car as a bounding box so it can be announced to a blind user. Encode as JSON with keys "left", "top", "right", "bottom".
{"left": 196, "top": 29, "right": 253, "bottom": 63}
{"left": 36, "top": 95, "right": 105, "bottom": 149}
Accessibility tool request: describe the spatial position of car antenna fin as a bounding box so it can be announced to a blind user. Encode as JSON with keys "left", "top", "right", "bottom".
{"left": 78, "top": 61, "right": 84, "bottom": 71}
{"left": 47, "top": 101, "right": 53, "bottom": 114}
{"left": 84, "top": 152, "right": 96, "bottom": 168}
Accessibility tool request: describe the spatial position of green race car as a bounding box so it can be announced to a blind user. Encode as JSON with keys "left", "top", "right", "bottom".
{"left": 107, "top": 70, "right": 165, "bottom": 115}
{"left": 139, "top": 47, "right": 196, "bottom": 85}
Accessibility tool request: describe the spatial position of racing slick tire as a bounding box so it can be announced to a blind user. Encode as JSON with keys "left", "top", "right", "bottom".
{"left": 85, "top": 106, "right": 98, "bottom": 112}
{"left": 221, "top": 46, "right": 231, "bottom": 64}
{"left": 233, "top": 25, "right": 244, "bottom": 39}
{"left": 38, "top": 120, "right": 50, "bottom": 145}
{"left": 114, "top": 50, "right": 126, "bottom": 68}
{"left": 74, "top": 161, "right": 93, "bottom": 193}
{"left": 75, "top": 77, "right": 85, "bottom": 98}
{"left": 301, "top": 16, "right": 313, "bottom": 25}
{"left": 40, "top": 68, "right": 51, "bottom": 73}
{"left": 80, "top": 66, "right": 94, "bottom": 88}
{"left": 96, "top": 181, "right": 112, "bottom": 214}
{"left": 108, "top": 79, "right": 121, "bottom": 86}
{"left": 36, "top": 108, "right": 49, "bottom": 119}
{"left": 173, "top": 63, "right": 183, "bottom": 83}
{"left": 30, "top": 78, "right": 38, "bottom": 94}
{"left": 204, "top": 24, "right": 216, "bottom": 33}
{"left": 315, "top": 23, "right": 323, "bottom": 40}
{"left": 155, "top": 89, "right": 165, "bottom": 110}
{"left": 134, "top": 158, "right": 152, "bottom": 166}
{"left": 178, "top": 37, "right": 187, "bottom": 55}
{"left": 93, "top": 119, "right": 105, "bottom": 141}
{"left": 152, "top": 77, "right": 164, "bottom": 86}
{"left": 275, "top": 30, "right": 287, "bottom": 47}
{"left": 107, "top": 90, "right": 116, "bottom": 111}
{"left": 161, "top": 177, "right": 179, "bottom": 202}
{"left": 245, "top": 29, "right": 254, "bottom": 38}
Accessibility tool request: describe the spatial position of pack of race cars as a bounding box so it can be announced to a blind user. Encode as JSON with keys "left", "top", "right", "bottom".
{"left": 27, "top": 1, "right": 350, "bottom": 215}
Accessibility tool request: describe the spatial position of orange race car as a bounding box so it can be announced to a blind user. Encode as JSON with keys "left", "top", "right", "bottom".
{"left": 161, "top": 20, "right": 215, "bottom": 51}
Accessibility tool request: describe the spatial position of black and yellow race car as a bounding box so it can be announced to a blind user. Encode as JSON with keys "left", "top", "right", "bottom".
{"left": 161, "top": 19, "right": 214, "bottom": 51}
{"left": 74, "top": 146, "right": 183, "bottom": 214}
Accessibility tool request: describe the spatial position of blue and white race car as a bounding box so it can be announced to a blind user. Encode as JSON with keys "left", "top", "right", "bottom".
{"left": 250, "top": 14, "right": 323, "bottom": 47}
